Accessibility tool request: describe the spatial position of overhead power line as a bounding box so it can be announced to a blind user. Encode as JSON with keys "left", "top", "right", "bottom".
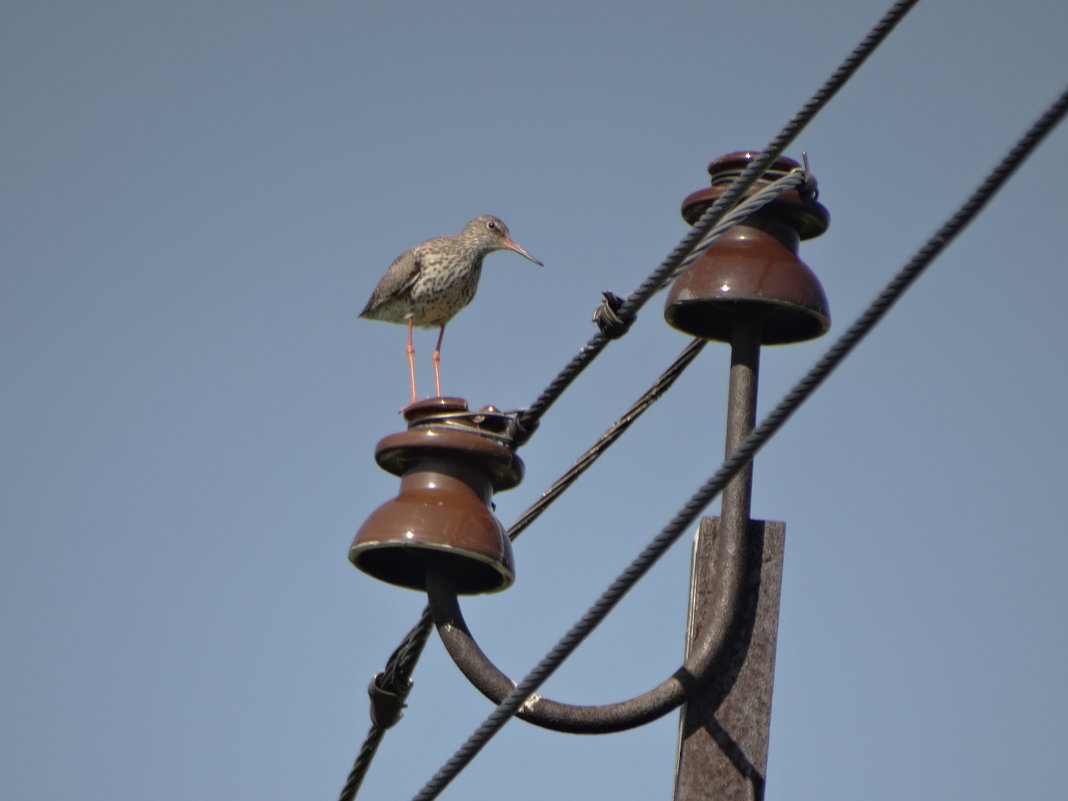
{"left": 408, "top": 81, "right": 1068, "bottom": 801}
{"left": 506, "top": 0, "right": 922, "bottom": 446}
{"left": 338, "top": 1, "right": 921, "bottom": 796}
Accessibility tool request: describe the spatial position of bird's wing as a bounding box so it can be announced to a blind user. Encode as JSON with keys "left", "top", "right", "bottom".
{"left": 360, "top": 249, "right": 423, "bottom": 317}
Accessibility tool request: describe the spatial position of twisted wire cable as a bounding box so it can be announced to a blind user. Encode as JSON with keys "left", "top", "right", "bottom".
{"left": 336, "top": 727, "right": 385, "bottom": 801}
{"left": 409, "top": 81, "right": 1068, "bottom": 801}
{"left": 336, "top": 608, "right": 433, "bottom": 801}
{"left": 506, "top": 338, "right": 706, "bottom": 540}
{"left": 508, "top": 0, "right": 921, "bottom": 445}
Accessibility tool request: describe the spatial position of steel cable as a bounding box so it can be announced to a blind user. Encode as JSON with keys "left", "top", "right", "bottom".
{"left": 409, "top": 82, "right": 1068, "bottom": 801}
{"left": 336, "top": 727, "right": 385, "bottom": 801}
{"left": 507, "top": 0, "right": 922, "bottom": 446}
{"left": 507, "top": 338, "right": 706, "bottom": 540}
{"left": 336, "top": 608, "right": 433, "bottom": 801}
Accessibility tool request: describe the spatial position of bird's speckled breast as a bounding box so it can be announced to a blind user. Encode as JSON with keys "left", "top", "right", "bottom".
{"left": 406, "top": 252, "right": 484, "bottom": 328}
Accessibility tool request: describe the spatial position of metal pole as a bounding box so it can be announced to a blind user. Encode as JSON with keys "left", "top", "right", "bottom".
{"left": 722, "top": 316, "right": 761, "bottom": 527}
{"left": 673, "top": 316, "right": 786, "bottom": 801}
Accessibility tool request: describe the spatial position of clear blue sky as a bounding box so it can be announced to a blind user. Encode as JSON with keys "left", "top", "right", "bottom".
{"left": 3, "top": 2, "right": 1067, "bottom": 799}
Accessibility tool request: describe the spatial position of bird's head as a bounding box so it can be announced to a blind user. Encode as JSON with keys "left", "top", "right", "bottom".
{"left": 463, "top": 215, "right": 543, "bottom": 266}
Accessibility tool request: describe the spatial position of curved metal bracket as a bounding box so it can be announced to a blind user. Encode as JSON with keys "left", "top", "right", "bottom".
{"left": 423, "top": 511, "right": 756, "bottom": 734}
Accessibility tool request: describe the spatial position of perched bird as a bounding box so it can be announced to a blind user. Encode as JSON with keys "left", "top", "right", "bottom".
{"left": 360, "top": 215, "right": 542, "bottom": 405}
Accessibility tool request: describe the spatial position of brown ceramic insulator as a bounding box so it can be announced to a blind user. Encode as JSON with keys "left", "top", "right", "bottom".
{"left": 349, "top": 397, "right": 523, "bottom": 594}
{"left": 665, "top": 151, "right": 831, "bottom": 345}
{"left": 380, "top": 397, "right": 524, "bottom": 491}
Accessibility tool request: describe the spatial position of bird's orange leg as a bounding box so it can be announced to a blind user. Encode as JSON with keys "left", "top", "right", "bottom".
{"left": 406, "top": 319, "right": 417, "bottom": 405}
{"left": 432, "top": 324, "right": 446, "bottom": 398}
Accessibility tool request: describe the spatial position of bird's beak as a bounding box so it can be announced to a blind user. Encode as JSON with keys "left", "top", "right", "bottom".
{"left": 502, "top": 239, "right": 543, "bottom": 267}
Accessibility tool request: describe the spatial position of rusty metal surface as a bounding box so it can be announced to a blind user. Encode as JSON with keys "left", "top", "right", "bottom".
{"left": 673, "top": 517, "right": 786, "bottom": 801}
{"left": 722, "top": 316, "right": 761, "bottom": 527}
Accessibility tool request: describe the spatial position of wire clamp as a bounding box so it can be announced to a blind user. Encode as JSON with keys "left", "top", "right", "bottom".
{"left": 367, "top": 671, "right": 410, "bottom": 729}
{"left": 592, "top": 291, "right": 631, "bottom": 339}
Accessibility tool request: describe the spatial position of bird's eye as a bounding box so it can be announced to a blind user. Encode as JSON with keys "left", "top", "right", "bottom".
{"left": 486, "top": 220, "right": 499, "bottom": 231}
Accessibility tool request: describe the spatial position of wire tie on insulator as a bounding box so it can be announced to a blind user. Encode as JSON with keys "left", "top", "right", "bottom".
{"left": 505, "top": 410, "right": 540, "bottom": 447}
{"left": 800, "top": 152, "right": 819, "bottom": 201}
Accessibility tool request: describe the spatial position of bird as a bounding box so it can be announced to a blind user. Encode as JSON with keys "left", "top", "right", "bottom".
{"left": 360, "top": 215, "right": 543, "bottom": 405}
